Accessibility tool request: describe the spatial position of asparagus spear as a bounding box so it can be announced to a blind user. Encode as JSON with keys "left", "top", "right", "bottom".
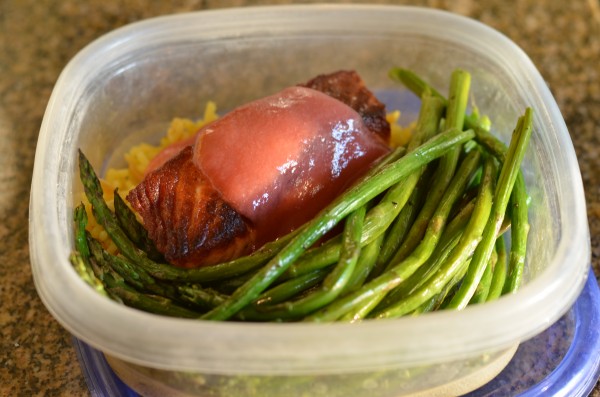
{"left": 87, "top": 233, "right": 181, "bottom": 300}
{"left": 435, "top": 257, "right": 471, "bottom": 310}
{"left": 338, "top": 291, "right": 384, "bottom": 322}
{"left": 469, "top": 244, "right": 498, "bottom": 304}
{"left": 342, "top": 233, "right": 385, "bottom": 295}
{"left": 177, "top": 285, "right": 228, "bottom": 311}
{"left": 71, "top": 203, "right": 107, "bottom": 294}
{"left": 462, "top": 120, "right": 530, "bottom": 295}
{"left": 464, "top": 124, "right": 530, "bottom": 294}
{"left": 253, "top": 268, "right": 330, "bottom": 306}
{"left": 179, "top": 271, "right": 331, "bottom": 321}
{"left": 113, "top": 189, "right": 164, "bottom": 261}
{"left": 102, "top": 272, "right": 200, "bottom": 318}
{"left": 487, "top": 236, "right": 508, "bottom": 300}
{"left": 388, "top": 68, "right": 445, "bottom": 100}
{"left": 375, "top": 171, "right": 429, "bottom": 276}
{"left": 69, "top": 252, "right": 108, "bottom": 296}
{"left": 503, "top": 172, "right": 529, "bottom": 293}
{"left": 73, "top": 203, "right": 91, "bottom": 261}
{"left": 281, "top": 236, "right": 342, "bottom": 280}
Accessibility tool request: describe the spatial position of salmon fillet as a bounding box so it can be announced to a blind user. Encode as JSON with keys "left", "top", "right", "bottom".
{"left": 127, "top": 71, "right": 390, "bottom": 268}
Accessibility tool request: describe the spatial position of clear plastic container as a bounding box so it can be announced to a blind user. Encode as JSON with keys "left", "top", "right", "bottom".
{"left": 29, "top": 5, "right": 591, "bottom": 396}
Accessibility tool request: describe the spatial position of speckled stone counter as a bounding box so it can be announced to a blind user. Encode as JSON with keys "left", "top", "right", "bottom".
{"left": 1, "top": 0, "right": 598, "bottom": 396}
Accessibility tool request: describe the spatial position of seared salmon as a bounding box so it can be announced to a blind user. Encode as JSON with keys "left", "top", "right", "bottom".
{"left": 127, "top": 71, "right": 390, "bottom": 268}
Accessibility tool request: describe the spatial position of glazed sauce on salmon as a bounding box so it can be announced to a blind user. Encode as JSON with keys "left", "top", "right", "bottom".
{"left": 195, "top": 86, "right": 389, "bottom": 245}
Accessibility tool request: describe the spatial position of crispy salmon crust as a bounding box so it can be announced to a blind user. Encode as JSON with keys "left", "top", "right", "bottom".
{"left": 301, "top": 70, "right": 390, "bottom": 142}
{"left": 126, "top": 147, "right": 255, "bottom": 268}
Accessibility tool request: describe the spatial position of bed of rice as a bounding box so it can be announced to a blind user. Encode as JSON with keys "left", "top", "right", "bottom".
{"left": 84, "top": 102, "right": 412, "bottom": 254}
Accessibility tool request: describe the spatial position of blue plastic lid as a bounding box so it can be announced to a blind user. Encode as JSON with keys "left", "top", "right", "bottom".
{"left": 73, "top": 268, "right": 600, "bottom": 397}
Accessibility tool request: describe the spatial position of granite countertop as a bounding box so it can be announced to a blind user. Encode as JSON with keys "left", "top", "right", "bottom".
{"left": 1, "top": 0, "right": 598, "bottom": 395}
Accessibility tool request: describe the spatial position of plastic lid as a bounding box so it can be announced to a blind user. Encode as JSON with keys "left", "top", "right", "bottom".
{"left": 74, "top": 268, "right": 600, "bottom": 397}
